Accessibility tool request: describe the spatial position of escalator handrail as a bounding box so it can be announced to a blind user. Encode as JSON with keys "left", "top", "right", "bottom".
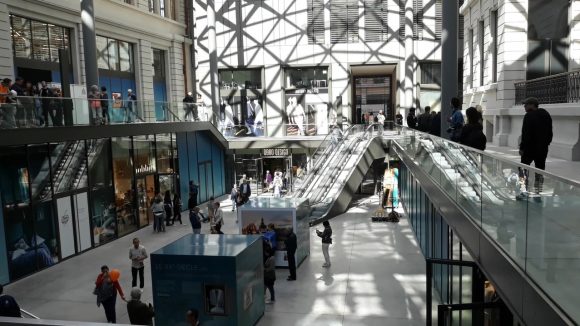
{"left": 294, "top": 124, "right": 362, "bottom": 198}
{"left": 20, "top": 308, "right": 39, "bottom": 319}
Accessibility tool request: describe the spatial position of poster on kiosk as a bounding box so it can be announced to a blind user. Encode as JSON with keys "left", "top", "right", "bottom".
{"left": 238, "top": 198, "right": 310, "bottom": 267}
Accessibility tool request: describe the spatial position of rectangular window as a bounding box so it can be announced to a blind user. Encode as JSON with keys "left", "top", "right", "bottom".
{"left": 399, "top": 0, "right": 405, "bottom": 38}
{"left": 10, "top": 14, "right": 70, "bottom": 62}
{"left": 469, "top": 29, "right": 474, "bottom": 87}
{"left": 124, "top": 0, "right": 134, "bottom": 5}
{"left": 435, "top": 0, "right": 442, "bottom": 39}
{"left": 421, "top": 63, "right": 442, "bottom": 86}
{"left": 285, "top": 67, "right": 328, "bottom": 89}
{"left": 219, "top": 68, "right": 262, "bottom": 90}
{"left": 479, "top": 20, "right": 484, "bottom": 86}
{"left": 491, "top": 10, "right": 498, "bottom": 83}
{"left": 365, "top": 0, "right": 388, "bottom": 42}
{"left": 153, "top": 49, "right": 166, "bottom": 78}
{"left": 330, "top": 0, "right": 359, "bottom": 44}
{"left": 97, "top": 35, "right": 134, "bottom": 73}
{"left": 307, "top": 0, "right": 325, "bottom": 44}
{"left": 459, "top": 0, "right": 465, "bottom": 39}
{"left": 413, "top": 0, "right": 423, "bottom": 40}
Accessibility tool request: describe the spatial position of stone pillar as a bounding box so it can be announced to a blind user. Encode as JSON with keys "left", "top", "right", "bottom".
{"left": 169, "top": 41, "right": 185, "bottom": 102}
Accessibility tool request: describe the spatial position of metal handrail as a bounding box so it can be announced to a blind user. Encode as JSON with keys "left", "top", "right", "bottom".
{"left": 20, "top": 308, "right": 39, "bottom": 319}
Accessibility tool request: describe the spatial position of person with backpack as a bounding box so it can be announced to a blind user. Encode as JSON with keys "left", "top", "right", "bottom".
{"left": 189, "top": 206, "right": 203, "bottom": 234}
{"left": 460, "top": 107, "right": 487, "bottom": 151}
{"left": 0, "top": 284, "right": 21, "bottom": 317}
{"left": 95, "top": 265, "right": 126, "bottom": 323}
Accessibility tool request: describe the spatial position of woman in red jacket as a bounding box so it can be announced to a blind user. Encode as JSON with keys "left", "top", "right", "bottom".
{"left": 95, "top": 265, "right": 125, "bottom": 323}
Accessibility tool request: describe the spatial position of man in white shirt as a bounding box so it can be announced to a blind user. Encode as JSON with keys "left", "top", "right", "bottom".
{"left": 377, "top": 111, "right": 386, "bottom": 134}
{"left": 129, "top": 238, "right": 148, "bottom": 289}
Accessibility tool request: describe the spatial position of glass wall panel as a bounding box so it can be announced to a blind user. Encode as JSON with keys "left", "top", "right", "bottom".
{"left": 50, "top": 141, "right": 88, "bottom": 194}
{"left": 48, "top": 24, "right": 64, "bottom": 62}
{"left": 133, "top": 135, "right": 156, "bottom": 174}
{"left": 28, "top": 144, "right": 52, "bottom": 202}
{"left": 11, "top": 15, "right": 31, "bottom": 59}
{"left": 108, "top": 39, "right": 119, "bottom": 71}
{"left": 96, "top": 36, "right": 109, "bottom": 70}
{"left": 119, "top": 41, "right": 132, "bottom": 73}
{"left": 88, "top": 139, "right": 116, "bottom": 246}
{"left": 156, "top": 133, "right": 173, "bottom": 174}
{"left": 32, "top": 200, "right": 58, "bottom": 267}
{"left": 31, "top": 20, "right": 50, "bottom": 61}
{"left": 112, "top": 137, "right": 137, "bottom": 236}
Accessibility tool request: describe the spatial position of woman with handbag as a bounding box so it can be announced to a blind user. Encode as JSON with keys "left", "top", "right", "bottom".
{"left": 94, "top": 265, "right": 125, "bottom": 323}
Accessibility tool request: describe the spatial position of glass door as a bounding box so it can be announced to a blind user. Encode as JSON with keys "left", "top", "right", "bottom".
{"left": 137, "top": 175, "right": 155, "bottom": 227}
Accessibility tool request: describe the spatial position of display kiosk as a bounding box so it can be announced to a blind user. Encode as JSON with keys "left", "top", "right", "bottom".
{"left": 151, "top": 234, "right": 264, "bottom": 326}
{"left": 237, "top": 197, "right": 310, "bottom": 267}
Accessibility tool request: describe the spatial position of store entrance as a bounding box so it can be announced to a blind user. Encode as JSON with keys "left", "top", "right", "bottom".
{"left": 136, "top": 174, "right": 155, "bottom": 227}
{"left": 353, "top": 76, "right": 392, "bottom": 124}
{"left": 262, "top": 156, "right": 292, "bottom": 194}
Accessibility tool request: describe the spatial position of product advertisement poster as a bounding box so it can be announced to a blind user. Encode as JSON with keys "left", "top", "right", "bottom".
{"left": 239, "top": 208, "right": 295, "bottom": 267}
{"left": 74, "top": 192, "right": 91, "bottom": 252}
{"left": 56, "top": 196, "right": 75, "bottom": 259}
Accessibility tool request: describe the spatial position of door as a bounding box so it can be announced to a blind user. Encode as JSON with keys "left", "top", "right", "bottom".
{"left": 137, "top": 175, "right": 155, "bottom": 227}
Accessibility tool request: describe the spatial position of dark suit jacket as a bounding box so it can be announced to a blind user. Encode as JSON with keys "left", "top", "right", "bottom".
{"left": 127, "top": 300, "right": 154, "bottom": 325}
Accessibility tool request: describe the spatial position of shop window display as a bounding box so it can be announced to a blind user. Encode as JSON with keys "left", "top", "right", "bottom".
{"left": 112, "top": 137, "right": 138, "bottom": 236}
{"left": 284, "top": 67, "right": 331, "bottom": 135}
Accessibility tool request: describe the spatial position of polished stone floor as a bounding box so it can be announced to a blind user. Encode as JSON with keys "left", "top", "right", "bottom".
{"left": 3, "top": 195, "right": 427, "bottom": 325}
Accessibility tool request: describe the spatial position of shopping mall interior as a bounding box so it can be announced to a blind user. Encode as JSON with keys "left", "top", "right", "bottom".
{"left": 1, "top": 0, "right": 580, "bottom": 325}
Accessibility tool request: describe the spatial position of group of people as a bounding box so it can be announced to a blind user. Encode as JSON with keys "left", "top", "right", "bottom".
{"left": 0, "top": 77, "right": 67, "bottom": 128}
{"left": 150, "top": 190, "right": 182, "bottom": 233}
{"left": 229, "top": 175, "right": 252, "bottom": 211}
{"left": 88, "top": 86, "right": 137, "bottom": 125}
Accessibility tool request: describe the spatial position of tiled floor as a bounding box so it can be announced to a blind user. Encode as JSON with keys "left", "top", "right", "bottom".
{"left": 4, "top": 195, "right": 427, "bottom": 325}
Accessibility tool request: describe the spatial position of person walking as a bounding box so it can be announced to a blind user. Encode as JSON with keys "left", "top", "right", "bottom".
{"left": 430, "top": 111, "right": 442, "bottom": 136}
{"left": 173, "top": 193, "right": 183, "bottom": 225}
{"left": 151, "top": 195, "right": 165, "bottom": 232}
{"left": 190, "top": 206, "right": 203, "bottom": 234}
{"left": 460, "top": 107, "right": 487, "bottom": 151}
{"left": 230, "top": 185, "right": 238, "bottom": 211}
{"left": 126, "top": 89, "right": 136, "bottom": 123}
{"left": 89, "top": 85, "right": 102, "bottom": 125}
{"left": 417, "top": 106, "right": 432, "bottom": 133}
{"left": 95, "top": 265, "right": 126, "bottom": 323}
{"left": 163, "top": 191, "right": 173, "bottom": 226}
{"left": 183, "top": 92, "right": 195, "bottom": 121}
{"left": 377, "top": 111, "right": 386, "bottom": 133}
{"left": 39, "top": 81, "right": 55, "bottom": 127}
{"left": 100, "top": 86, "right": 110, "bottom": 124}
{"left": 240, "top": 180, "right": 251, "bottom": 204}
{"left": 0, "top": 284, "right": 21, "bottom": 317}
{"left": 126, "top": 288, "right": 154, "bottom": 326}
{"left": 316, "top": 221, "right": 333, "bottom": 268}
{"left": 265, "top": 170, "right": 273, "bottom": 193}
{"left": 447, "top": 97, "right": 464, "bottom": 141}
{"left": 264, "top": 249, "right": 276, "bottom": 303}
{"left": 518, "top": 97, "right": 553, "bottom": 199}
{"left": 395, "top": 111, "right": 403, "bottom": 126}
{"left": 129, "top": 238, "right": 148, "bottom": 289}
{"left": 272, "top": 172, "right": 283, "bottom": 198}
{"left": 189, "top": 181, "right": 199, "bottom": 208}
{"left": 285, "top": 228, "right": 297, "bottom": 281}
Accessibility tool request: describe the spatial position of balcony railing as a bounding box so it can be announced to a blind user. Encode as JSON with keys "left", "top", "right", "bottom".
{"left": 514, "top": 70, "right": 580, "bottom": 104}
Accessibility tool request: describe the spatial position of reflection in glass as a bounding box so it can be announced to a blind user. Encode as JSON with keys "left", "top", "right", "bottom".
{"left": 156, "top": 134, "right": 173, "bottom": 174}
{"left": 50, "top": 141, "right": 88, "bottom": 194}
{"left": 89, "top": 139, "right": 116, "bottom": 246}
{"left": 96, "top": 36, "right": 109, "bottom": 70}
{"left": 31, "top": 20, "right": 49, "bottom": 61}
{"left": 11, "top": 15, "right": 32, "bottom": 59}
{"left": 133, "top": 135, "right": 156, "bottom": 175}
{"left": 28, "top": 144, "right": 52, "bottom": 202}
{"left": 108, "top": 39, "right": 119, "bottom": 71}
{"left": 119, "top": 41, "right": 133, "bottom": 73}
{"left": 112, "top": 137, "right": 137, "bottom": 236}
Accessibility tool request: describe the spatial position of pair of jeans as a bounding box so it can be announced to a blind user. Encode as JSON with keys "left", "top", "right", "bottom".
{"left": 102, "top": 294, "right": 117, "bottom": 323}
{"left": 322, "top": 243, "right": 331, "bottom": 265}
{"left": 265, "top": 282, "right": 275, "bottom": 301}
{"left": 131, "top": 267, "right": 144, "bottom": 288}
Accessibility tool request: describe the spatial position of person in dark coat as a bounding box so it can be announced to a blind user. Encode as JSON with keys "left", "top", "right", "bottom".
{"left": 447, "top": 97, "right": 464, "bottom": 141}
{"left": 173, "top": 193, "right": 182, "bottom": 225}
{"left": 163, "top": 191, "right": 173, "bottom": 226}
{"left": 189, "top": 181, "right": 199, "bottom": 208}
{"left": 127, "top": 288, "right": 154, "bottom": 325}
{"left": 240, "top": 180, "right": 251, "bottom": 204}
{"left": 518, "top": 97, "right": 553, "bottom": 198}
{"left": 460, "top": 107, "right": 486, "bottom": 151}
{"left": 316, "top": 221, "right": 333, "bottom": 268}
{"left": 285, "top": 229, "right": 297, "bottom": 281}
{"left": 417, "top": 106, "right": 432, "bottom": 133}
{"left": 430, "top": 111, "right": 442, "bottom": 136}
{"left": 406, "top": 108, "right": 417, "bottom": 129}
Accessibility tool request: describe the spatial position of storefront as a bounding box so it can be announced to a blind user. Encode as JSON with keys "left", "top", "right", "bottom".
{"left": 0, "top": 131, "right": 225, "bottom": 284}
{"left": 218, "top": 68, "right": 264, "bottom": 137}
{"left": 284, "top": 67, "right": 333, "bottom": 136}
